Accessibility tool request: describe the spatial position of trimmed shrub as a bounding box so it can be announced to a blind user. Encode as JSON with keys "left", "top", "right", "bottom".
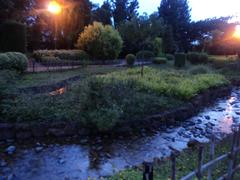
{"left": 166, "top": 54, "right": 175, "bottom": 61}
{"left": 33, "top": 50, "right": 89, "bottom": 61}
{"left": 188, "top": 65, "right": 213, "bottom": 75}
{"left": 174, "top": 53, "right": 186, "bottom": 68}
{"left": 153, "top": 37, "right": 163, "bottom": 56}
{"left": 153, "top": 57, "right": 167, "bottom": 64}
{"left": 0, "top": 21, "right": 27, "bottom": 53}
{"left": 187, "top": 52, "right": 208, "bottom": 64}
{"left": 136, "top": 50, "right": 154, "bottom": 60}
{"left": 125, "top": 54, "right": 136, "bottom": 66}
{"left": 76, "top": 22, "right": 123, "bottom": 60}
{"left": 0, "top": 52, "right": 28, "bottom": 72}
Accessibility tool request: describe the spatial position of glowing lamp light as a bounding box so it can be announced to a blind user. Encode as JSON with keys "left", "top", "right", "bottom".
{"left": 233, "top": 25, "right": 240, "bottom": 39}
{"left": 48, "top": 1, "right": 62, "bottom": 15}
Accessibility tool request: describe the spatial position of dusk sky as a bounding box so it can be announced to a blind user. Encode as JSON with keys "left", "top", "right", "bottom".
{"left": 91, "top": 0, "right": 240, "bottom": 21}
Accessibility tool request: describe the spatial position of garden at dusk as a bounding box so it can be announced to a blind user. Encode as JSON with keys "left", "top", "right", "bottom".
{"left": 1, "top": 0, "right": 240, "bottom": 179}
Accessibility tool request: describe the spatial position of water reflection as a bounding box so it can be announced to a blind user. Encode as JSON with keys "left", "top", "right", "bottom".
{"left": 2, "top": 88, "right": 240, "bottom": 179}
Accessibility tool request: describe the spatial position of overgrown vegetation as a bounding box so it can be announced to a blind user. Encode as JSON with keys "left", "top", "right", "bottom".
{"left": 0, "top": 66, "right": 228, "bottom": 131}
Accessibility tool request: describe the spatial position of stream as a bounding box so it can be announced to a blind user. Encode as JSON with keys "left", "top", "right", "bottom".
{"left": 1, "top": 87, "right": 240, "bottom": 180}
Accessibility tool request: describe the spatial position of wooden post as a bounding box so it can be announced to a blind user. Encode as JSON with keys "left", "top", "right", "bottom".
{"left": 143, "top": 162, "right": 153, "bottom": 180}
{"left": 227, "top": 131, "right": 237, "bottom": 180}
{"left": 171, "top": 153, "right": 176, "bottom": 180}
{"left": 207, "top": 135, "right": 215, "bottom": 180}
{"left": 196, "top": 145, "right": 204, "bottom": 180}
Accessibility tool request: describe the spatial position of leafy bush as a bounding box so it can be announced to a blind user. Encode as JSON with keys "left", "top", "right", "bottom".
{"left": 188, "top": 65, "right": 213, "bottom": 75}
{"left": 187, "top": 52, "right": 208, "bottom": 64}
{"left": 136, "top": 50, "right": 154, "bottom": 60}
{"left": 174, "top": 53, "right": 186, "bottom": 68}
{"left": 76, "top": 22, "right": 123, "bottom": 60}
{"left": 0, "top": 52, "right": 28, "bottom": 72}
{"left": 153, "top": 57, "right": 167, "bottom": 64}
{"left": 33, "top": 50, "right": 89, "bottom": 61}
{"left": 0, "top": 21, "right": 27, "bottom": 53}
{"left": 166, "top": 54, "right": 175, "bottom": 60}
{"left": 125, "top": 54, "right": 136, "bottom": 66}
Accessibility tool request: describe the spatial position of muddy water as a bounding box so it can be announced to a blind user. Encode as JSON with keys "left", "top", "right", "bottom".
{"left": 1, "top": 88, "right": 240, "bottom": 180}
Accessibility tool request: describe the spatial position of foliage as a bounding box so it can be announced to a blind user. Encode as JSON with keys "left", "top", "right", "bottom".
{"left": 188, "top": 65, "right": 213, "bottom": 75}
{"left": 0, "top": 52, "right": 28, "bottom": 73}
{"left": 152, "top": 57, "right": 167, "bottom": 64}
{"left": 166, "top": 54, "right": 175, "bottom": 61}
{"left": 100, "top": 67, "right": 228, "bottom": 100}
{"left": 174, "top": 53, "right": 186, "bottom": 68}
{"left": 33, "top": 50, "right": 89, "bottom": 61}
{"left": 0, "top": 21, "right": 27, "bottom": 53}
{"left": 159, "top": 0, "right": 191, "bottom": 51}
{"left": 136, "top": 50, "right": 154, "bottom": 60}
{"left": 76, "top": 22, "right": 123, "bottom": 60}
{"left": 118, "top": 14, "right": 165, "bottom": 55}
{"left": 112, "top": 0, "right": 139, "bottom": 26}
{"left": 125, "top": 54, "right": 136, "bottom": 66}
{"left": 187, "top": 52, "right": 209, "bottom": 64}
{"left": 153, "top": 37, "right": 163, "bottom": 56}
{"left": 92, "top": 0, "right": 112, "bottom": 25}
{"left": 162, "top": 25, "right": 176, "bottom": 53}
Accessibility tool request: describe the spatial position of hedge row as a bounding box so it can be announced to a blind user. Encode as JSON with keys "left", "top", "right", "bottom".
{"left": 33, "top": 50, "right": 89, "bottom": 61}
{"left": 0, "top": 52, "right": 28, "bottom": 72}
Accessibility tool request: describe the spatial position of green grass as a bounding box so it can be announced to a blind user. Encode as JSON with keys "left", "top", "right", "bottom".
{"left": 16, "top": 66, "right": 124, "bottom": 88}
{"left": 99, "top": 67, "right": 229, "bottom": 100}
{"left": 109, "top": 136, "right": 240, "bottom": 179}
{"left": 0, "top": 65, "right": 229, "bottom": 131}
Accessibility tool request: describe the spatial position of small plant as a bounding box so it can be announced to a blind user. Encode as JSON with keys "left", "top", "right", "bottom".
{"left": 174, "top": 53, "right": 186, "bottom": 68}
{"left": 166, "top": 54, "right": 175, "bottom": 61}
{"left": 125, "top": 54, "right": 136, "bottom": 67}
{"left": 153, "top": 57, "right": 167, "bottom": 64}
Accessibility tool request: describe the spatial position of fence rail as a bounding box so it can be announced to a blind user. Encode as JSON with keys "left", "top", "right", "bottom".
{"left": 143, "top": 125, "right": 240, "bottom": 180}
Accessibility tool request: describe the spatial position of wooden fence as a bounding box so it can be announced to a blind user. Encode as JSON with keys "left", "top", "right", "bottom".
{"left": 143, "top": 126, "right": 240, "bottom": 180}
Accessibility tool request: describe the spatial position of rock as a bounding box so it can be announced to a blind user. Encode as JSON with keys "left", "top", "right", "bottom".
{"left": 0, "top": 123, "right": 15, "bottom": 141}
{"left": 48, "top": 128, "right": 65, "bottom": 137}
{"left": 5, "top": 146, "right": 16, "bottom": 155}
{"left": 35, "top": 146, "right": 44, "bottom": 153}
{"left": 6, "top": 139, "right": 14, "bottom": 143}
{"left": 58, "top": 159, "right": 65, "bottom": 164}
{"left": 80, "top": 139, "right": 88, "bottom": 144}
{"left": 205, "top": 116, "right": 210, "bottom": 120}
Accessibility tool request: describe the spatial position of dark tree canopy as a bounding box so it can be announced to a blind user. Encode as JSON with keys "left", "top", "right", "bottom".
{"left": 92, "top": 0, "right": 112, "bottom": 25}
{"left": 112, "top": 0, "right": 139, "bottom": 26}
{"left": 158, "top": 0, "right": 191, "bottom": 52}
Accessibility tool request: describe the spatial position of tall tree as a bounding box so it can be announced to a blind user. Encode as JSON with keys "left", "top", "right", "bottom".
{"left": 92, "top": 0, "right": 112, "bottom": 25}
{"left": 112, "top": 0, "right": 139, "bottom": 26}
{"left": 158, "top": 0, "right": 191, "bottom": 52}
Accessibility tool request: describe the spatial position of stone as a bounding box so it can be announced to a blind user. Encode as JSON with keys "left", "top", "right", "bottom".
{"left": 58, "top": 159, "right": 65, "bottom": 164}
{"left": 7, "top": 174, "right": 14, "bottom": 180}
{"left": 0, "top": 123, "right": 15, "bottom": 141}
{"left": 5, "top": 146, "right": 16, "bottom": 155}
{"left": 48, "top": 128, "right": 65, "bottom": 137}
{"left": 35, "top": 146, "right": 44, "bottom": 153}
{"left": 205, "top": 116, "right": 210, "bottom": 120}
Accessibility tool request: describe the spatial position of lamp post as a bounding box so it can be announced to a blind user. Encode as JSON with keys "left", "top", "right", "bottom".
{"left": 47, "top": 1, "right": 62, "bottom": 49}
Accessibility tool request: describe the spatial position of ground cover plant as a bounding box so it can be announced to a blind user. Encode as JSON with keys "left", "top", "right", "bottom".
{"left": 0, "top": 66, "right": 228, "bottom": 132}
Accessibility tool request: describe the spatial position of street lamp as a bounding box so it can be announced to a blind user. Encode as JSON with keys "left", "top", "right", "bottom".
{"left": 47, "top": 1, "right": 62, "bottom": 49}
